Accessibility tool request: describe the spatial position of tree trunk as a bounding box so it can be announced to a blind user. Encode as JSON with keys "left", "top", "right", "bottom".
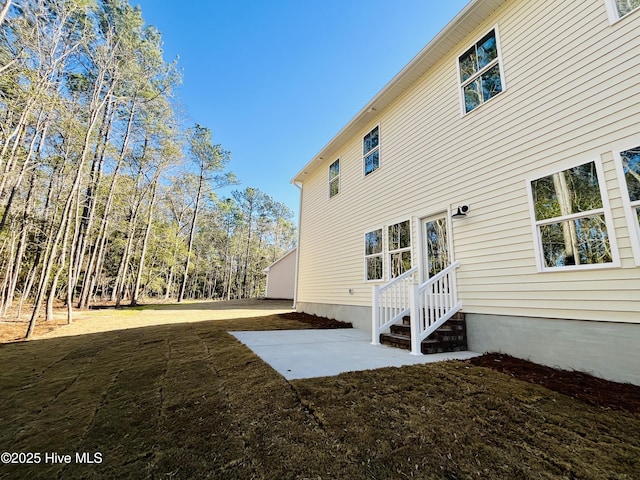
{"left": 0, "top": 0, "right": 11, "bottom": 26}
{"left": 0, "top": 232, "right": 16, "bottom": 315}
{"left": 131, "top": 177, "right": 158, "bottom": 306}
{"left": 178, "top": 175, "right": 204, "bottom": 303}
{"left": 78, "top": 102, "right": 134, "bottom": 309}
{"left": 113, "top": 161, "right": 144, "bottom": 307}
{"left": 1, "top": 171, "right": 35, "bottom": 316}
{"left": 25, "top": 79, "right": 112, "bottom": 337}
{"left": 66, "top": 185, "right": 82, "bottom": 324}
{"left": 0, "top": 110, "right": 48, "bottom": 232}
{"left": 113, "top": 209, "right": 138, "bottom": 307}
{"left": 70, "top": 97, "right": 114, "bottom": 301}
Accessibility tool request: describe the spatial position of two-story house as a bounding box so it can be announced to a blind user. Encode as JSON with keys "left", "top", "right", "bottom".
{"left": 291, "top": 0, "right": 640, "bottom": 385}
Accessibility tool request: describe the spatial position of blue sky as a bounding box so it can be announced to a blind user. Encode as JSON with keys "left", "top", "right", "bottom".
{"left": 134, "top": 1, "right": 470, "bottom": 219}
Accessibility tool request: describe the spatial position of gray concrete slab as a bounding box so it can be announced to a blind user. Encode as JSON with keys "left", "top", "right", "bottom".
{"left": 230, "top": 329, "right": 480, "bottom": 380}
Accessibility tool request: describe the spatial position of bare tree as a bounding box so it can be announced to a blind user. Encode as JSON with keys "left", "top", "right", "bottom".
{"left": 178, "top": 125, "right": 233, "bottom": 302}
{"left": 0, "top": 1, "right": 11, "bottom": 26}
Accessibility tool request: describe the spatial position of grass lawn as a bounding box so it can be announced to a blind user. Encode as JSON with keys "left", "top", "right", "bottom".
{"left": 0, "top": 300, "right": 638, "bottom": 479}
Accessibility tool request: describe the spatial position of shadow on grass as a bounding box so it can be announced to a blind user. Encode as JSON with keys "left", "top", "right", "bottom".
{"left": 1, "top": 311, "right": 639, "bottom": 480}
{"left": 0, "top": 313, "right": 346, "bottom": 479}
{"left": 90, "top": 298, "right": 293, "bottom": 312}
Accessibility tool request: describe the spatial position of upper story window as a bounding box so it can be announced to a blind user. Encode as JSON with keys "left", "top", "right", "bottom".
{"left": 606, "top": 0, "right": 640, "bottom": 21}
{"left": 363, "top": 126, "right": 380, "bottom": 176}
{"left": 527, "top": 160, "right": 618, "bottom": 271}
{"left": 365, "top": 228, "right": 383, "bottom": 281}
{"left": 388, "top": 220, "right": 411, "bottom": 278}
{"left": 329, "top": 159, "right": 340, "bottom": 198}
{"left": 458, "top": 29, "right": 505, "bottom": 114}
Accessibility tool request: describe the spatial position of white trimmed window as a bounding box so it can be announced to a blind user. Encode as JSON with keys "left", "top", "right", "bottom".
{"left": 388, "top": 220, "right": 411, "bottom": 278}
{"left": 528, "top": 160, "right": 617, "bottom": 271}
{"left": 363, "top": 126, "right": 380, "bottom": 176}
{"left": 329, "top": 159, "right": 340, "bottom": 198}
{"left": 458, "top": 29, "right": 505, "bottom": 114}
{"left": 605, "top": 0, "right": 640, "bottom": 22}
{"left": 365, "top": 229, "right": 383, "bottom": 281}
{"left": 617, "top": 145, "right": 640, "bottom": 262}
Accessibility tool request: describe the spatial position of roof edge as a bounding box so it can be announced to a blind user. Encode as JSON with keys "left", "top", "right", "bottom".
{"left": 291, "top": 0, "right": 504, "bottom": 184}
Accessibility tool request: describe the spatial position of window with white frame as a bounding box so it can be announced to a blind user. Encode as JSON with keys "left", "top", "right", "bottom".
{"left": 365, "top": 229, "right": 383, "bottom": 281}
{"left": 329, "top": 159, "right": 340, "bottom": 198}
{"left": 606, "top": 0, "right": 640, "bottom": 21}
{"left": 388, "top": 220, "right": 411, "bottom": 278}
{"left": 363, "top": 126, "right": 379, "bottom": 176}
{"left": 458, "top": 29, "right": 505, "bottom": 114}
{"left": 619, "top": 145, "right": 640, "bottom": 245}
{"left": 528, "top": 161, "right": 616, "bottom": 270}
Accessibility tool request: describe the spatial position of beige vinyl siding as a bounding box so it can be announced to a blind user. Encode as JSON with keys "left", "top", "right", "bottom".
{"left": 265, "top": 249, "right": 296, "bottom": 300}
{"left": 296, "top": 0, "right": 640, "bottom": 323}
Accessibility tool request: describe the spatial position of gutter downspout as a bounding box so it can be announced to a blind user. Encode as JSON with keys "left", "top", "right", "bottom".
{"left": 291, "top": 181, "right": 303, "bottom": 309}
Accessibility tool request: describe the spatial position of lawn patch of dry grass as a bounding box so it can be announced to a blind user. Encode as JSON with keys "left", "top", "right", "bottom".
{"left": 0, "top": 300, "right": 638, "bottom": 479}
{"left": 293, "top": 363, "right": 640, "bottom": 479}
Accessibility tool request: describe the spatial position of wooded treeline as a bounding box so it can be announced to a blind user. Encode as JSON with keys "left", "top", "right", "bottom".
{"left": 0, "top": 0, "right": 296, "bottom": 337}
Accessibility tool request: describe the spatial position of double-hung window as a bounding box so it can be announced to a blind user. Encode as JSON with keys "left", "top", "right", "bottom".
{"left": 458, "top": 29, "right": 505, "bottom": 114}
{"left": 365, "top": 220, "right": 412, "bottom": 281}
{"left": 329, "top": 159, "right": 340, "bottom": 198}
{"left": 363, "top": 126, "right": 380, "bottom": 176}
{"left": 365, "top": 229, "right": 383, "bottom": 281}
{"left": 620, "top": 146, "right": 640, "bottom": 221}
{"left": 617, "top": 145, "right": 640, "bottom": 262}
{"left": 388, "top": 220, "right": 412, "bottom": 278}
{"left": 528, "top": 161, "right": 617, "bottom": 270}
{"left": 605, "top": 0, "right": 640, "bottom": 22}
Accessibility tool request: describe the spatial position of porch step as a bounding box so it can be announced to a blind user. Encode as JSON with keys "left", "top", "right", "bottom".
{"left": 379, "top": 332, "right": 411, "bottom": 349}
{"left": 380, "top": 313, "right": 468, "bottom": 354}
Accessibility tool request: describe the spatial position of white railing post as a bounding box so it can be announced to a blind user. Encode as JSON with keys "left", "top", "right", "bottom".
{"left": 410, "top": 285, "right": 421, "bottom": 355}
{"left": 371, "top": 285, "right": 381, "bottom": 345}
{"left": 411, "top": 261, "right": 462, "bottom": 348}
{"left": 370, "top": 266, "right": 418, "bottom": 340}
{"left": 451, "top": 266, "right": 458, "bottom": 311}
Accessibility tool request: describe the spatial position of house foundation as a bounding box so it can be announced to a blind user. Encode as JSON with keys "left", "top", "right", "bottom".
{"left": 297, "top": 302, "right": 640, "bottom": 386}
{"left": 466, "top": 314, "right": 640, "bottom": 387}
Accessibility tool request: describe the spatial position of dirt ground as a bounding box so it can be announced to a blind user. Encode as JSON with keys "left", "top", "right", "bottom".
{"left": 0, "top": 319, "right": 62, "bottom": 343}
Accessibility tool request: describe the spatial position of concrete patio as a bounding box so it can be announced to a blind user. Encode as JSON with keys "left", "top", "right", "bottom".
{"left": 231, "top": 328, "right": 480, "bottom": 380}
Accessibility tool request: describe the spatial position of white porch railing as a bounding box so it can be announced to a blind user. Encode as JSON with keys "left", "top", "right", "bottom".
{"left": 371, "top": 267, "right": 418, "bottom": 345}
{"left": 410, "top": 261, "right": 461, "bottom": 355}
{"left": 372, "top": 261, "right": 462, "bottom": 355}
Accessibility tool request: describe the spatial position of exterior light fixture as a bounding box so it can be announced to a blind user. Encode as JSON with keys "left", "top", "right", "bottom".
{"left": 452, "top": 205, "right": 470, "bottom": 218}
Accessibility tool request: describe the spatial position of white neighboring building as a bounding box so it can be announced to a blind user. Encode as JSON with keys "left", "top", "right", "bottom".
{"left": 264, "top": 249, "right": 297, "bottom": 300}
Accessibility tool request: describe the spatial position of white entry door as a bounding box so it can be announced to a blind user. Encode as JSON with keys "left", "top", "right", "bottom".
{"left": 422, "top": 214, "right": 451, "bottom": 280}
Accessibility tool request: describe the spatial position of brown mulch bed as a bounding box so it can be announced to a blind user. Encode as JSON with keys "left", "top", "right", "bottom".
{"left": 470, "top": 352, "right": 640, "bottom": 416}
{"left": 278, "top": 311, "right": 352, "bottom": 329}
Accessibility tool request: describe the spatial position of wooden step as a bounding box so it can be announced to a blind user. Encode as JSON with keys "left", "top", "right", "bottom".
{"left": 379, "top": 332, "right": 411, "bottom": 350}
{"left": 421, "top": 340, "right": 467, "bottom": 355}
{"left": 380, "top": 312, "right": 468, "bottom": 354}
{"left": 390, "top": 324, "right": 410, "bottom": 336}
